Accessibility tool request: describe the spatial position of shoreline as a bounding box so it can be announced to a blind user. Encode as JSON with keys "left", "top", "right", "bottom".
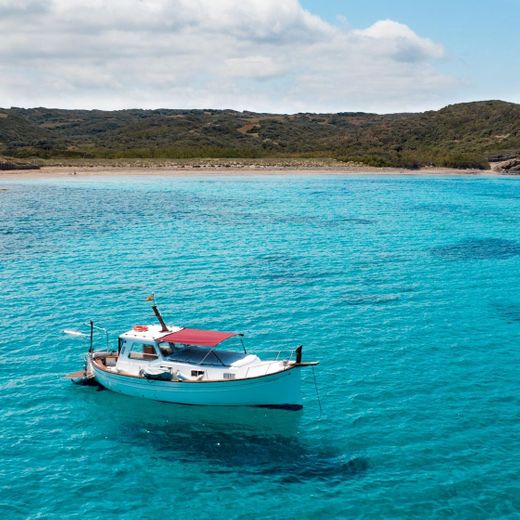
{"left": 0, "top": 164, "right": 512, "bottom": 180}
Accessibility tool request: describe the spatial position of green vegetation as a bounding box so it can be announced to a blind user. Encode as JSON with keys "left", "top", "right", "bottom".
{"left": 1, "top": 100, "right": 520, "bottom": 169}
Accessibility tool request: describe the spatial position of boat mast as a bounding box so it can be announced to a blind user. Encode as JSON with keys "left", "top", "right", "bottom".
{"left": 152, "top": 305, "right": 169, "bottom": 332}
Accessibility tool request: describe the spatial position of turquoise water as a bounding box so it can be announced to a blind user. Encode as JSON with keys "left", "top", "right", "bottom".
{"left": 1, "top": 173, "right": 519, "bottom": 519}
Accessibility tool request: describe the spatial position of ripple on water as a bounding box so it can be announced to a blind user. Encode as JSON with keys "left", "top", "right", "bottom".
{"left": 0, "top": 174, "right": 519, "bottom": 518}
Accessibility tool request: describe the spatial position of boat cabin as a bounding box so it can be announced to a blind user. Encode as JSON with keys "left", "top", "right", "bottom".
{"left": 113, "top": 324, "right": 261, "bottom": 380}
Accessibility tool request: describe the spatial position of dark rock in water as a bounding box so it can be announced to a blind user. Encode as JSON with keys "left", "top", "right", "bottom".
{"left": 341, "top": 293, "right": 400, "bottom": 306}
{"left": 0, "top": 161, "right": 40, "bottom": 170}
{"left": 278, "top": 456, "right": 369, "bottom": 484}
{"left": 432, "top": 238, "right": 520, "bottom": 260}
{"left": 494, "top": 302, "right": 520, "bottom": 324}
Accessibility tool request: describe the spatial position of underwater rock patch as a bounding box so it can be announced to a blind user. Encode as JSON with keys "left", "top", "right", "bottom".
{"left": 341, "top": 293, "right": 401, "bottom": 306}
{"left": 432, "top": 238, "right": 520, "bottom": 260}
{"left": 278, "top": 456, "right": 370, "bottom": 484}
{"left": 494, "top": 302, "right": 520, "bottom": 323}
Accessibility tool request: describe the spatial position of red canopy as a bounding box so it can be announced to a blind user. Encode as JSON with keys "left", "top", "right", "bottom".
{"left": 158, "top": 328, "right": 238, "bottom": 347}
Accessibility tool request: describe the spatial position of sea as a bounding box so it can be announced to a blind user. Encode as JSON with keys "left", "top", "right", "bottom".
{"left": 0, "top": 173, "right": 519, "bottom": 519}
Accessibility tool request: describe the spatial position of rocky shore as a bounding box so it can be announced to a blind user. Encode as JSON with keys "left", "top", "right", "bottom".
{"left": 492, "top": 157, "right": 520, "bottom": 174}
{"left": 0, "top": 160, "right": 40, "bottom": 171}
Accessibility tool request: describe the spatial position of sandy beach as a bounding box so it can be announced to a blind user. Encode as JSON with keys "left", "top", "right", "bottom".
{"left": 0, "top": 164, "right": 506, "bottom": 180}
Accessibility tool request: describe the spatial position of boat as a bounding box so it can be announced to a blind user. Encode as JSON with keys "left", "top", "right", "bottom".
{"left": 66, "top": 304, "right": 318, "bottom": 410}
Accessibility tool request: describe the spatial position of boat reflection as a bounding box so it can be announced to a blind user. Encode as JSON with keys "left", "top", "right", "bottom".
{"left": 94, "top": 391, "right": 368, "bottom": 484}
{"left": 97, "top": 388, "right": 302, "bottom": 436}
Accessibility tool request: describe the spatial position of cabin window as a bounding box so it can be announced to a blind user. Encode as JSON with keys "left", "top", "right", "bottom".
{"left": 128, "top": 343, "right": 158, "bottom": 361}
{"left": 158, "top": 342, "right": 174, "bottom": 356}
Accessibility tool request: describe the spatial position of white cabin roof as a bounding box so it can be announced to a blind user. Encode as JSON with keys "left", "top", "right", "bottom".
{"left": 120, "top": 324, "right": 182, "bottom": 342}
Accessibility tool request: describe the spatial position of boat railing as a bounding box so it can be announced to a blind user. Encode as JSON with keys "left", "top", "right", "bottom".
{"left": 242, "top": 348, "right": 298, "bottom": 378}
{"left": 256, "top": 348, "right": 296, "bottom": 360}
{"left": 264, "top": 361, "right": 278, "bottom": 375}
{"left": 170, "top": 347, "right": 300, "bottom": 380}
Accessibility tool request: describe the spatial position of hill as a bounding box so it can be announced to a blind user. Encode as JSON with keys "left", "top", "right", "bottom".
{"left": 1, "top": 101, "right": 520, "bottom": 169}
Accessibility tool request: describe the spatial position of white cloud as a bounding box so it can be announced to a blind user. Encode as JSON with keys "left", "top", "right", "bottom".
{"left": 223, "top": 56, "right": 284, "bottom": 79}
{"left": 0, "top": 0, "right": 456, "bottom": 113}
{"left": 355, "top": 20, "right": 444, "bottom": 61}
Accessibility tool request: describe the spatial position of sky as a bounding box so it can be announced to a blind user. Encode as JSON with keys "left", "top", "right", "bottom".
{"left": 0, "top": 0, "right": 518, "bottom": 114}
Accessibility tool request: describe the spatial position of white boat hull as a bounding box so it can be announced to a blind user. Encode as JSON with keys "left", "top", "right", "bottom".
{"left": 90, "top": 361, "right": 304, "bottom": 410}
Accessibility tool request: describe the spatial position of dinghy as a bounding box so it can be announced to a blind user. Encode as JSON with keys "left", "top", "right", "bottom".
{"left": 66, "top": 305, "right": 318, "bottom": 410}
